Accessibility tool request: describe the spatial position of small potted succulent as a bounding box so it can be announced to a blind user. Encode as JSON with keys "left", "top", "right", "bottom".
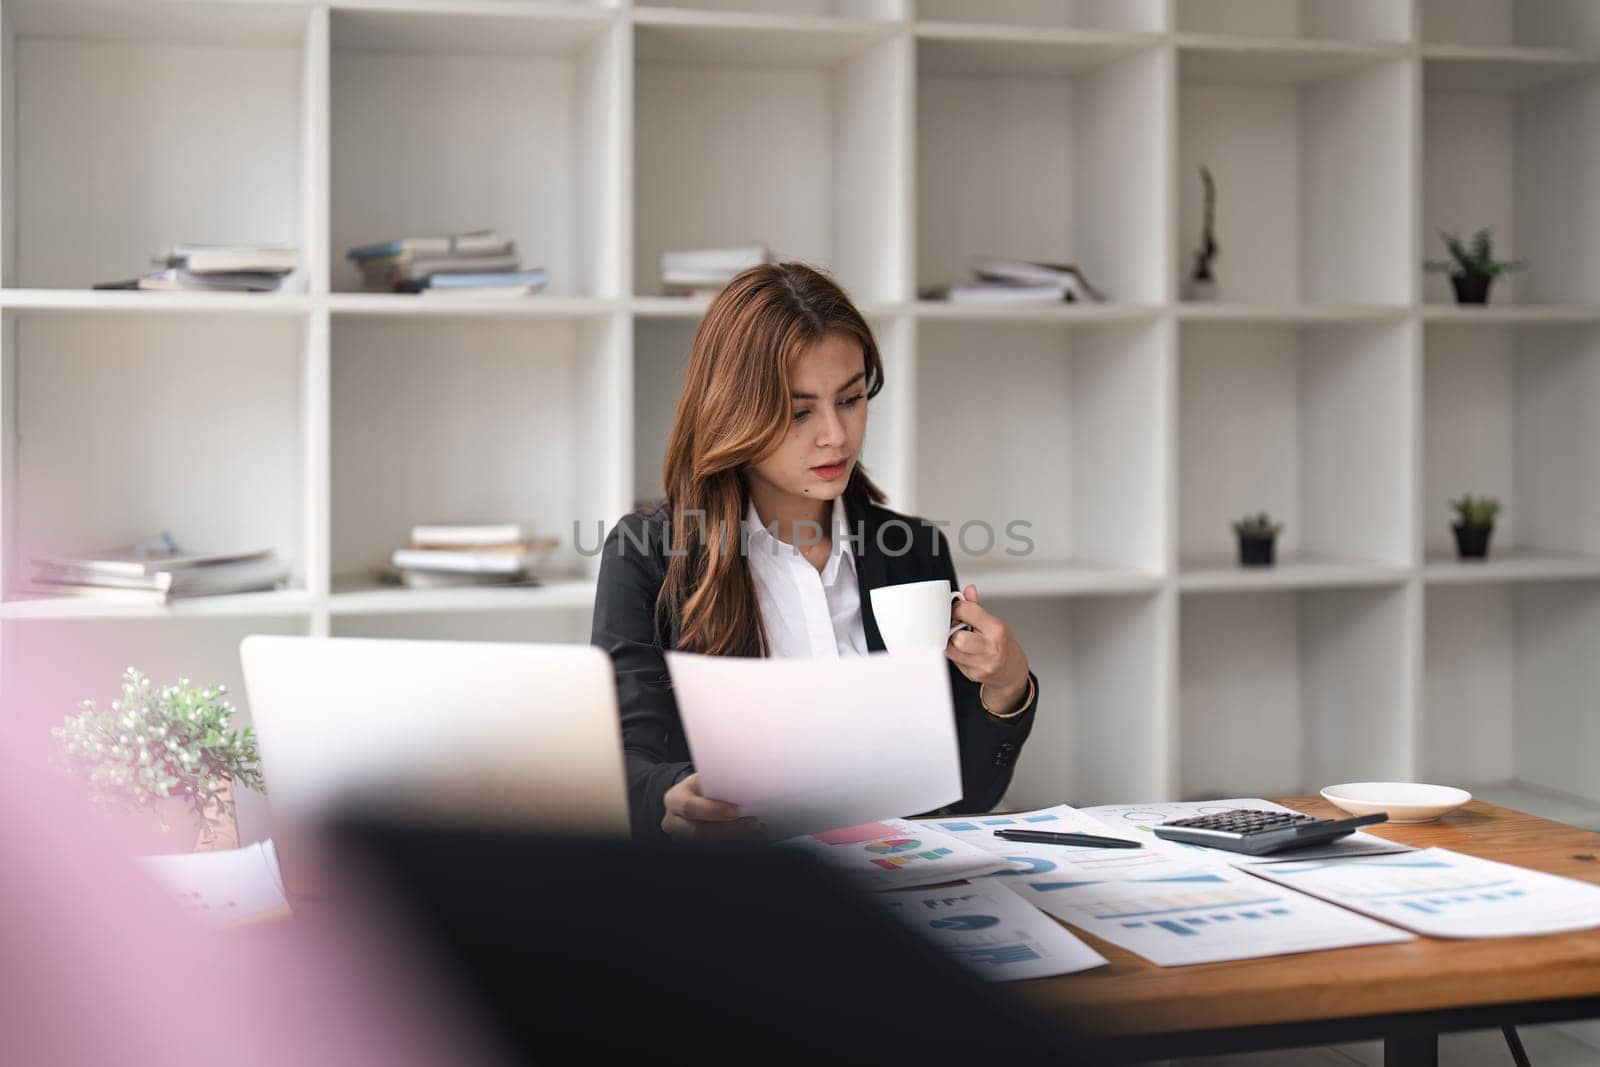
{"left": 52, "top": 668, "right": 265, "bottom": 853}
{"left": 1233, "top": 512, "right": 1282, "bottom": 567}
{"left": 1451, "top": 494, "right": 1500, "bottom": 560}
{"left": 1424, "top": 227, "right": 1526, "bottom": 305}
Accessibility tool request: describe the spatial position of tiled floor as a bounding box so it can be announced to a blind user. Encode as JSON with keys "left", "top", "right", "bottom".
{"left": 1150, "top": 1022, "right": 1600, "bottom": 1065}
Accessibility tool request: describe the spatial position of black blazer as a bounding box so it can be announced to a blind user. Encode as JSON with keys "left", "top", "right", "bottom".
{"left": 590, "top": 482, "right": 1040, "bottom": 841}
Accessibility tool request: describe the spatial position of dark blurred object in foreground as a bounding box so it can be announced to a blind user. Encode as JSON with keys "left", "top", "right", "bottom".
{"left": 329, "top": 817, "right": 1088, "bottom": 1066}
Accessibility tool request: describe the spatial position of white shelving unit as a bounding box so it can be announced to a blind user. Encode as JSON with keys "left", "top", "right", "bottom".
{"left": 4, "top": 0, "right": 1600, "bottom": 838}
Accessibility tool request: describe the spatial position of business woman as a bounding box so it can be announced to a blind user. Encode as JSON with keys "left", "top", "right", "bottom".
{"left": 591, "top": 262, "right": 1039, "bottom": 842}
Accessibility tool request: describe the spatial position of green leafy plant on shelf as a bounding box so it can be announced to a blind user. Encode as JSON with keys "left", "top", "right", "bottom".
{"left": 52, "top": 668, "right": 265, "bottom": 848}
{"left": 1424, "top": 228, "right": 1526, "bottom": 305}
{"left": 1232, "top": 512, "right": 1283, "bottom": 539}
{"left": 1451, "top": 493, "right": 1501, "bottom": 529}
{"left": 1450, "top": 493, "right": 1501, "bottom": 561}
{"left": 1232, "top": 512, "right": 1283, "bottom": 568}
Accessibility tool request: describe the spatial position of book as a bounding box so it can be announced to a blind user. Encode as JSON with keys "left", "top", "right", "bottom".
{"left": 971, "top": 257, "right": 1106, "bottom": 302}
{"left": 399, "top": 569, "right": 541, "bottom": 590}
{"left": 31, "top": 555, "right": 290, "bottom": 599}
{"left": 945, "top": 282, "right": 1069, "bottom": 304}
{"left": 391, "top": 548, "right": 530, "bottom": 575}
{"left": 410, "top": 523, "right": 529, "bottom": 547}
{"left": 359, "top": 252, "right": 521, "bottom": 285}
{"left": 157, "top": 245, "right": 298, "bottom": 275}
{"left": 346, "top": 230, "right": 510, "bottom": 261}
{"left": 418, "top": 285, "right": 541, "bottom": 298}
{"left": 423, "top": 269, "right": 549, "bottom": 290}
{"left": 31, "top": 534, "right": 273, "bottom": 579}
{"left": 94, "top": 267, "right": 285, "bottom": 292}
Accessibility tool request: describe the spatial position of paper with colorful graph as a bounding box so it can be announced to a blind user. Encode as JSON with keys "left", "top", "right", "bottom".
{"left": 782, "top": 818, "right": 1009, "bottom": 891}
{"left": 1247, "top": 847, "right": 1600, "bottom": 939}
{"left": 877, "top": 880, "right": 1106, "bottom": 981}
{"left": 1010, "top": 859, "right": 1413, "bottom": 966}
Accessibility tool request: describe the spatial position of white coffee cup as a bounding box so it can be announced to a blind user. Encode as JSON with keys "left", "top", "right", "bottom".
{"left": 870, "top": 579, "right": 967, "bottom": 653}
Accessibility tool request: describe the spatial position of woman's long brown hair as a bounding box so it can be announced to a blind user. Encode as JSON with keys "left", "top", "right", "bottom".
{"left": 660, "top": 262, "right": 887, "bottom": 657}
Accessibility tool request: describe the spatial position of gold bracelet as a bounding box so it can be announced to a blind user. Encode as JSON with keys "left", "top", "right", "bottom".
{"left": 981, "top": 675, "right": 1034, "bottom": 719}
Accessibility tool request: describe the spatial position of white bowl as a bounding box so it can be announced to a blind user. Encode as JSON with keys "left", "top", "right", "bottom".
{"left": 1320, "top": 782, "right": 1472, "bottom": 824}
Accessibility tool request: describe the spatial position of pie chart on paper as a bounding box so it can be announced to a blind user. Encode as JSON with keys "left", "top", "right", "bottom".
{"left": 866, "top": 838, "right": 921, "bottom": 855}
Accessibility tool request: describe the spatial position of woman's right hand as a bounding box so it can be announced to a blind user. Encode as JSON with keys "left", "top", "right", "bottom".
{"left": 662, "top": 772, "right": 765, "bottom": 842}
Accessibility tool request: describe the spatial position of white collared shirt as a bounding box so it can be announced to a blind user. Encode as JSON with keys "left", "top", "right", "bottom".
{"left": 742, "top": 495, "right": 869, "bottom": 659}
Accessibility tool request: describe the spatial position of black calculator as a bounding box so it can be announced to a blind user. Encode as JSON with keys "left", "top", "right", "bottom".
{"left": 1152, "top": 808, "right": 1388, "bottom": 856}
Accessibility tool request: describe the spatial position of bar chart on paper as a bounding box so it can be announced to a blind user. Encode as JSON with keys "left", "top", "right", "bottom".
{"left": 1014, "top": 867, "right": 1412, "bottom": 967}
{"left": 1250, "top": 848, "right": 1600, "bottom": 939}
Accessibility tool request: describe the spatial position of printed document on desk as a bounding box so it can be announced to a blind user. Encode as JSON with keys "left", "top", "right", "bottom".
{"left": 666, "top": 649, "right": 961, "bottom": 841}
{"left": 783, "top": 819, "right": 1009, "bottom": 891}
{"left": 878, "top": 879, "right": 1107, "bottom": 981}
{"left": 1081, "top": 799, "right": 1413, "bottom": 866}
{"left": 1012, "top": 860, "right": 1413, "bottom": 966}
{"left": 1249, "top": 847, "right": 1600, "bottom": 938}
{"left": 918, "top": 805, "right": 1200, "bottom": 881}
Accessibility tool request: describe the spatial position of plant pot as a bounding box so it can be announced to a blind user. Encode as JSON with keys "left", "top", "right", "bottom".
{"left": 1454, "top": 523, "right": 1493, "bottom": 560}
{"left": 108, "top": 797, "right": 207, "bottom": 855}
{"left": 1237, "top": 533, "right": 1276, "bottom": 567}
{"left": 1451, "top": 272, "right": 1493, "bottom": 305}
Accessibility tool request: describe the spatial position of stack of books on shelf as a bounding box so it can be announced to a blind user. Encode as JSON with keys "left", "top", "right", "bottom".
{"left": 28, "top": 532, "right": 290, "bottom": 603}
{"left": 379, "top": 523, "right": 559, "bottom": 590}
{"left": 95, "top": 244, "right": 300, "bottom": 293}
{"left": 346, "top": 230, "right": 546, "bottom": 296}
{"left": 661, "top": 244, "right": 772, "bottom": 296}
{"left": 922, "top": 256, "right": 1106, "bottom": 305}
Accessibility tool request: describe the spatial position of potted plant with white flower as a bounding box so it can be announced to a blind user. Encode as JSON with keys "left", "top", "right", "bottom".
{"left": 52, "top": 668, "right": 265, "bottom": 853}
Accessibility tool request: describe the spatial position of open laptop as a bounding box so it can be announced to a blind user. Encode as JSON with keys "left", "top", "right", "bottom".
{"left": 239, "top": 635, "right": 630, "bottom": 895}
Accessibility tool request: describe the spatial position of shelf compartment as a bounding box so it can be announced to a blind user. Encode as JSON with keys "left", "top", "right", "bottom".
{"left": 330, "top": 6, "right": 621, "bottom": 296}
{"left": 993, "top": 593, "right": 1170, "bottom": 808}
{"left": 912, "top": 0, "right": 1164, "bottom": 33}
{"left": 1175, "top": 1, "right": 1410, "bottom": 44}
{"left": 1180, "top": 586, "right": 1412, "bottom": 800}
{"left": 1177, "top": 49, "right": 1411, "bottom": 306}
{"left": 915, "top": 318, "right": 1165, "bottom": 575}
{"left": 1422, "top": 44, "right": 1599, "bottom": 93}
{"left": 917, "top": 36, "right": 1165, "bottom": 306}
{"left": 1422, "top": 323, "right": 1600, "bottom": 562}
{"left": 1178, "top": 321, "right": 1413, "bottom": 571}
{"left": 1424, "top": 580, "right": 1600, "bottom": 807}
{"left": 330, "top": 315, "right": 626, "bottom": 592}
{"left": 632, "top": 19, "right": 902, "bottom": 302}
{"left": 958, "top": 559, "right": 1162, "bottom": 598}
{"left": 0, "top": 588, "right": 315, "bottom": 621}
{"left": 4, "top": 1, "right": 317, "bottom": 290}
{"left": 327, "top": 293, "right": 619, "bottom": 318}
{"left": 1422, "top": 62, "right": 1600, "bottom": 307}
{"left": 1420, "top": 0, "right": 1600, "bottom": 50}
{"left": 1, "top": 311, "right": 314, "bottom": 604}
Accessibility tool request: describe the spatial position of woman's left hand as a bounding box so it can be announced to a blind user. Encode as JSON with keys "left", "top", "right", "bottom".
{"left": 946, "top": 584, "right": 1031, "bottom": 715}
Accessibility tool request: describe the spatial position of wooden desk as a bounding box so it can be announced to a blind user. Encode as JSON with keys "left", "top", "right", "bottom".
{"left": 1019, "top": 797, "right": 1600, "bottom": 1065}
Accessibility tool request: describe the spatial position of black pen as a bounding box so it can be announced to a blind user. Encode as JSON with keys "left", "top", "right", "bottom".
{"left": 994, "top": 829, "right": 1142, "bottom": 849}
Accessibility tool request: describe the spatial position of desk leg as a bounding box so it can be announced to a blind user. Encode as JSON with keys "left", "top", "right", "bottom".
{"left": 1384, "top": 1035, "right": 1437, "bottom": 1067}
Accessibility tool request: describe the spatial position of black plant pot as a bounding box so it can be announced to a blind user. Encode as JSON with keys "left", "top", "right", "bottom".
{"left": 1454, "top": 523, "right": 1493, "bottom": 560}
{"left": 1238, "top": 534, "right": 1276, "bottom": 567}
{"left": 1451, "top": 272, "right": 1493, "bottom": 305}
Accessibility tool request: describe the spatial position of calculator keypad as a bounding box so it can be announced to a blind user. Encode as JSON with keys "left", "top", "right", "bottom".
{"left": 1164, "top": 809, "right": 1322, "bottom": 834}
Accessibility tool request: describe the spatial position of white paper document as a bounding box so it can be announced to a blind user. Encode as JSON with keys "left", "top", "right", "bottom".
{"left": 918, "top": 805, "right": 1197, "bottom": 880}
{"left": 878, "top": 880, "right": 1107, "bottom": 981}
{"left": 666, "top": 649, "right": 961, "bottom": 840}
{"left": 1011, "top": 860, "right": 1413, "bottom": 967}
{"left": 783, "top": 819, "right": 1010, "bottom": 891}
{"left": 1248, "top": 847, "right": 1600, "bottom": 939}
{"left": 139, "top": 839, "right": 291, "bottom": 927}
{"left": 1081, "top": 799, "right": 1413, "bottom": 867}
